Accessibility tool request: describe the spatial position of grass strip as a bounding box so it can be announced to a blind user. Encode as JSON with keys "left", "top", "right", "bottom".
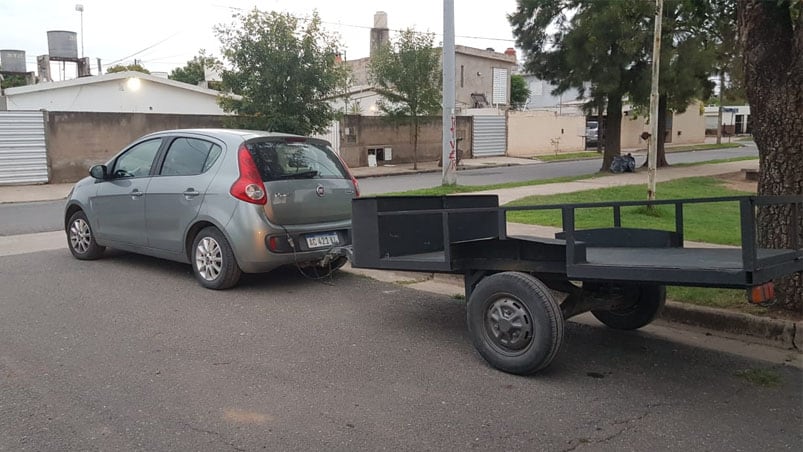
{"left": 506, "top": 177, "right": 752, "bottom": 246}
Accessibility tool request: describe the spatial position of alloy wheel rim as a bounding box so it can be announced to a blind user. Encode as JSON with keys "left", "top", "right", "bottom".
{"left": 485, "top": 296, "right": 534, "bottom": 352}
{"left": 69, "top": 218, "right": 92, "bottom": 254}
{"left": 195, "top": 237, "right": 223, "bottom": 281}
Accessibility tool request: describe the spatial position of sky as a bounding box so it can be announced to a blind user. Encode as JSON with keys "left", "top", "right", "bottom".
{"left": 1, "top": 0, "right": 520, "bottom": 79}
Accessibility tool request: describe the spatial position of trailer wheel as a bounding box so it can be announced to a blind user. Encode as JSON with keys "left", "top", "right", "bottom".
{"left": 591, "top": 285, "right": 666, "bottom": 330}
{"left": 467, "top": 272, "right": 564, "bottom": 375}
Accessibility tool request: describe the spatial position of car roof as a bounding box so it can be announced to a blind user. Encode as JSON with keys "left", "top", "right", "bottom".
{"left": 141, "top": 128, "right": 307, "bottom": 142}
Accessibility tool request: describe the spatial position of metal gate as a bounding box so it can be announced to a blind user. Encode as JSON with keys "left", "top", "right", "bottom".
{"left": 472, "top": 115, "right": 506, "bottom": 157}
{"left": 0, "top": 111, "right": 48, "bottom": 185}
{"left": 312, "top": 120, "right": 341, "bottom": 155}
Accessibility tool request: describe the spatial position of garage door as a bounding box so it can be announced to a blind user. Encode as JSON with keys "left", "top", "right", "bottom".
{"left": 0, "top": 111, "right": 48, "bottom": 185}
{"left": 472, "top": 115, "right": 506, "bottom": 157}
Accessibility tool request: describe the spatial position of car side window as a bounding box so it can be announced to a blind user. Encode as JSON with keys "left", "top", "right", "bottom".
{"left": 160, "top": 138, "right": 222, "bottom": 177}
{"left": 113, "top": 139, "right": 162, "bottom": 178}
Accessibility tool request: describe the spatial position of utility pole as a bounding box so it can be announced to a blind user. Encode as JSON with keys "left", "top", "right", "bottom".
{"left": 716, "top": 71, "right": 724, "bottom": 145}
{"left": 442, "top": 0, "right": 457, "bottom": 185}
{"left": 647, "top": 0, "right": 663, "bottom": 201}
{"left": 75, "top": 4, "right": 84, "bottom": 58}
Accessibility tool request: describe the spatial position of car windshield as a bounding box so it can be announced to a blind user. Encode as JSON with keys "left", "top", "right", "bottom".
{"left": 245, "top": 139, "right": 349, "bottom": 182}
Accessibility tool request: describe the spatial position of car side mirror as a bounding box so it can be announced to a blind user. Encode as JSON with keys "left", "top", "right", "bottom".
{"left": 90, "top": 165, "right": 108, "bottom": 180}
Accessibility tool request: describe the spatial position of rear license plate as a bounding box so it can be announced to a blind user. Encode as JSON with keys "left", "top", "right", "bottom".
{"left": 306, "top": 232, "right": 339, "bottom": 249}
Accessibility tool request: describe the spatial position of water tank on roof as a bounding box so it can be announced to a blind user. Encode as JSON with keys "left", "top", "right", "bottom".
{"left": 0, "top": 49, "right": 27, "bottom": 73}
{"left": 47, "top": 30, "right": 78, "bottom": 59}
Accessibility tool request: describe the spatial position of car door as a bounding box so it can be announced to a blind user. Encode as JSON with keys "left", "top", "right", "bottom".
{"left": 91, "top": 138, "right": 163, "bottom": 246}
{"left": 144, "top": 136, "right": 223, "bottom": 253}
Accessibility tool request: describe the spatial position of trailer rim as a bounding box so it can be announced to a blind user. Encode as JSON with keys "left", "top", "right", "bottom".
{"left": 485, "top": 296, "right": 534, "bottom": 352}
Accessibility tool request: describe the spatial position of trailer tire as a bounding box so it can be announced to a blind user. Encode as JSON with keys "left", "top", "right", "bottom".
{"left": 591, "top": 285, "right": 666, "bottom": 330}
{"left": 467, "top": 272, "right": 564, "bottom": 375}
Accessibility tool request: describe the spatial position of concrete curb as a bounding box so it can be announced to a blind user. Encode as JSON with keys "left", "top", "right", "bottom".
{"left": 660, "top": 301, "right": 800, "bottom": 351}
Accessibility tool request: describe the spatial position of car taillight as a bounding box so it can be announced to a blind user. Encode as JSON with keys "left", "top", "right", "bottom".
{"left": 336, "top": 154, "right": 360, "bottom": 197}
{"left": 230, "top": 144, "right": 267, "bottom": 205}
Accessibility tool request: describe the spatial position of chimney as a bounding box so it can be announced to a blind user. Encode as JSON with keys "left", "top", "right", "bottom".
{"left": 370, "top": 12, "right": 390, "bottom": 58}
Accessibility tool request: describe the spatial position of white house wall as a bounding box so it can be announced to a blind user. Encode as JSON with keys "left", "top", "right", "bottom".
{"left": 620, "top": 106, "right": 706, "bottom": 149}
{"left": 508, "top": 110, "right": 586, "bottom": 156}
{"left": 4, "top": 78, "right": 227, "bottom": 115}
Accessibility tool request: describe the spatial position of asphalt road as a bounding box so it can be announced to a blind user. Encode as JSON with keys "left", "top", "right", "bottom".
{"left": 1, "top": 249, "right": 801, "bottom": 450}
{"left": 0, "top": 200, "right": 65, "bottom": 236}
{"left": 359, "top": 145, "right": 759, "bottom": 195}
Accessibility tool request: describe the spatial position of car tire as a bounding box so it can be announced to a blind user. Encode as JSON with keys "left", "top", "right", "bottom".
{"left": 467, "top": 272, "right": 565, "bottom": 375}
{"left": 191, "top": 227, "right": 242, "bottom": 290}
{"left": 591, "top": 285, "right": 666, "bottom": 330}
{"left": 66, "top": 210, "right": 105, "bottom": 260}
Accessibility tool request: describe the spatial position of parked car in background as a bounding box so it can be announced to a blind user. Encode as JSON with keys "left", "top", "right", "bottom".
{"left": 64, "top": 129, "right": 359, "bottom": 289}
{"left": 585, "top": 120, "right": 599, "bottom": 147}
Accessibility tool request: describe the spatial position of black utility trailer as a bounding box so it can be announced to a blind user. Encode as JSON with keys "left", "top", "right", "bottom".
{"left": 350, "top": 195, "right": 803, "bottom": 375}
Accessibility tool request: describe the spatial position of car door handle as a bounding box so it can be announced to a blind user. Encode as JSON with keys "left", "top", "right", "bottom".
{"left": 130, "top": 189, "right": 144, "bottom": 199}
{"left": 183, "top": 189, "right": 201, "bottom": 198}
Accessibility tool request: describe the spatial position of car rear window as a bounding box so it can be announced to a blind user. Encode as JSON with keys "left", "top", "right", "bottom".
{"left": 245, "top": 139, "right": 349, "bottom": 182}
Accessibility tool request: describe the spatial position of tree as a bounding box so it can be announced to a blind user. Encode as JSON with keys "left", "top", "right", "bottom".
{"left": 630, "top": 0, "right": 716, "bottom": 168}
{"left": 169, "top": 50, "right": 220, "bottom": 87}
{"left": 738, "top": 0, "right": 802, "bottom": 311}
{"left": 106, "top": 63, "right": 150, "bottom": 74}
{"left": 513, "top": 1, "right": 722, "bottom": 170}
{"left": 368, "top": 29, "right": 442, "bottom": 170}
{"left": 215, "top": 9, "right": 350, "bottom": 135}
{"left": 0, "top": 74, "right": 28, "bottom": 90}
{"left": 510, "top": 0, "right": 653, "bottom": 171}
{"left": 510, "top": 74, "right": 531, "bottom": 110}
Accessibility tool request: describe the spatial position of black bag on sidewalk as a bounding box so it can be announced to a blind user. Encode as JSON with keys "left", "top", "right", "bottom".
{"left": 610, "top": 154, "right": 636, "bottom": 173}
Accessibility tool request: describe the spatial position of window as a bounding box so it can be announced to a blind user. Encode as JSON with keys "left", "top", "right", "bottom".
{"left": 492, "top": 67, "right": 509, "bottom": 105}
{"left": 113, "top": 139, "right": 162, "bottom": 178}
{"left": 246, "top": 140, "right": 349, "bottom": 181}
{"left": 160, "top": 138, "right": 222, "bottom": 177}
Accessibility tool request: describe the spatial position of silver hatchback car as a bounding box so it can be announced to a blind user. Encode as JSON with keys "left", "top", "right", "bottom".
{"left": 64, "top": 129, "right": 359, "bottom": 289}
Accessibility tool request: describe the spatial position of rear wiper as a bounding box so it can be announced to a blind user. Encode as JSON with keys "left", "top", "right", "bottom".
{"left": 275, "top": 170, "right": 318, "bottom": 180}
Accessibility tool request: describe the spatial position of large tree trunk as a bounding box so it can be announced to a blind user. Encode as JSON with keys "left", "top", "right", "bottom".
{"left": 642, "top": 95, "right": 671, "bottom": 169}
{"left": 600, "top": 94, "right": 623, "bottom": 172}
{"left": 738, "top": 0, "right": 803, "bottom": 311}
{"left": 656, "top": 94, "right": 670, "bottom": 168}
{"left": 412, "top": 118, "right": 419, "bottom": 170}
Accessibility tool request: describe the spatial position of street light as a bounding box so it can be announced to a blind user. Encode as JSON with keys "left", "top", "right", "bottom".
{"left": 75, "top": 4, "right": 84, "bottom": 58}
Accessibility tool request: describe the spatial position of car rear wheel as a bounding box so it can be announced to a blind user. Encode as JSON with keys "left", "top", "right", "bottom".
{"left": 67, "top": 210, "right": 105, "bottom": 260}
{"left": 192, "top": 227, "right": 242, "bottom": 290}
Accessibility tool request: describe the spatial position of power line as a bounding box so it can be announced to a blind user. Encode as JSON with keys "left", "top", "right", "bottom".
{"left": 103, "top": 32, "right": 183, "bottom": 67}
{"left": 210, "top": 4, "right": 515, "bottom": 44}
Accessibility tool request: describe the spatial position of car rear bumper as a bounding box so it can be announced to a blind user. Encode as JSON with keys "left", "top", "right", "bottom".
{"left": 224, "top": 203, "right": 352, "bottom": 273}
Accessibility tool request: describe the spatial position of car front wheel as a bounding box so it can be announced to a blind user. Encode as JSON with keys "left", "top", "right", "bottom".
{"left": 191, "top": 227, "right": 242, "bottom": 290}
{"left": 66, "top": 210, "right": 105, "bottom": 260}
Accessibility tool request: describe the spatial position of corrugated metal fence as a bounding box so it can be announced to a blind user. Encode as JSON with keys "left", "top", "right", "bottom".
{"left": 0, "top": 111, "right": 48, "bottom": 185}
{"left": 472, "top": 115, "right": 507, "bottom": 157}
